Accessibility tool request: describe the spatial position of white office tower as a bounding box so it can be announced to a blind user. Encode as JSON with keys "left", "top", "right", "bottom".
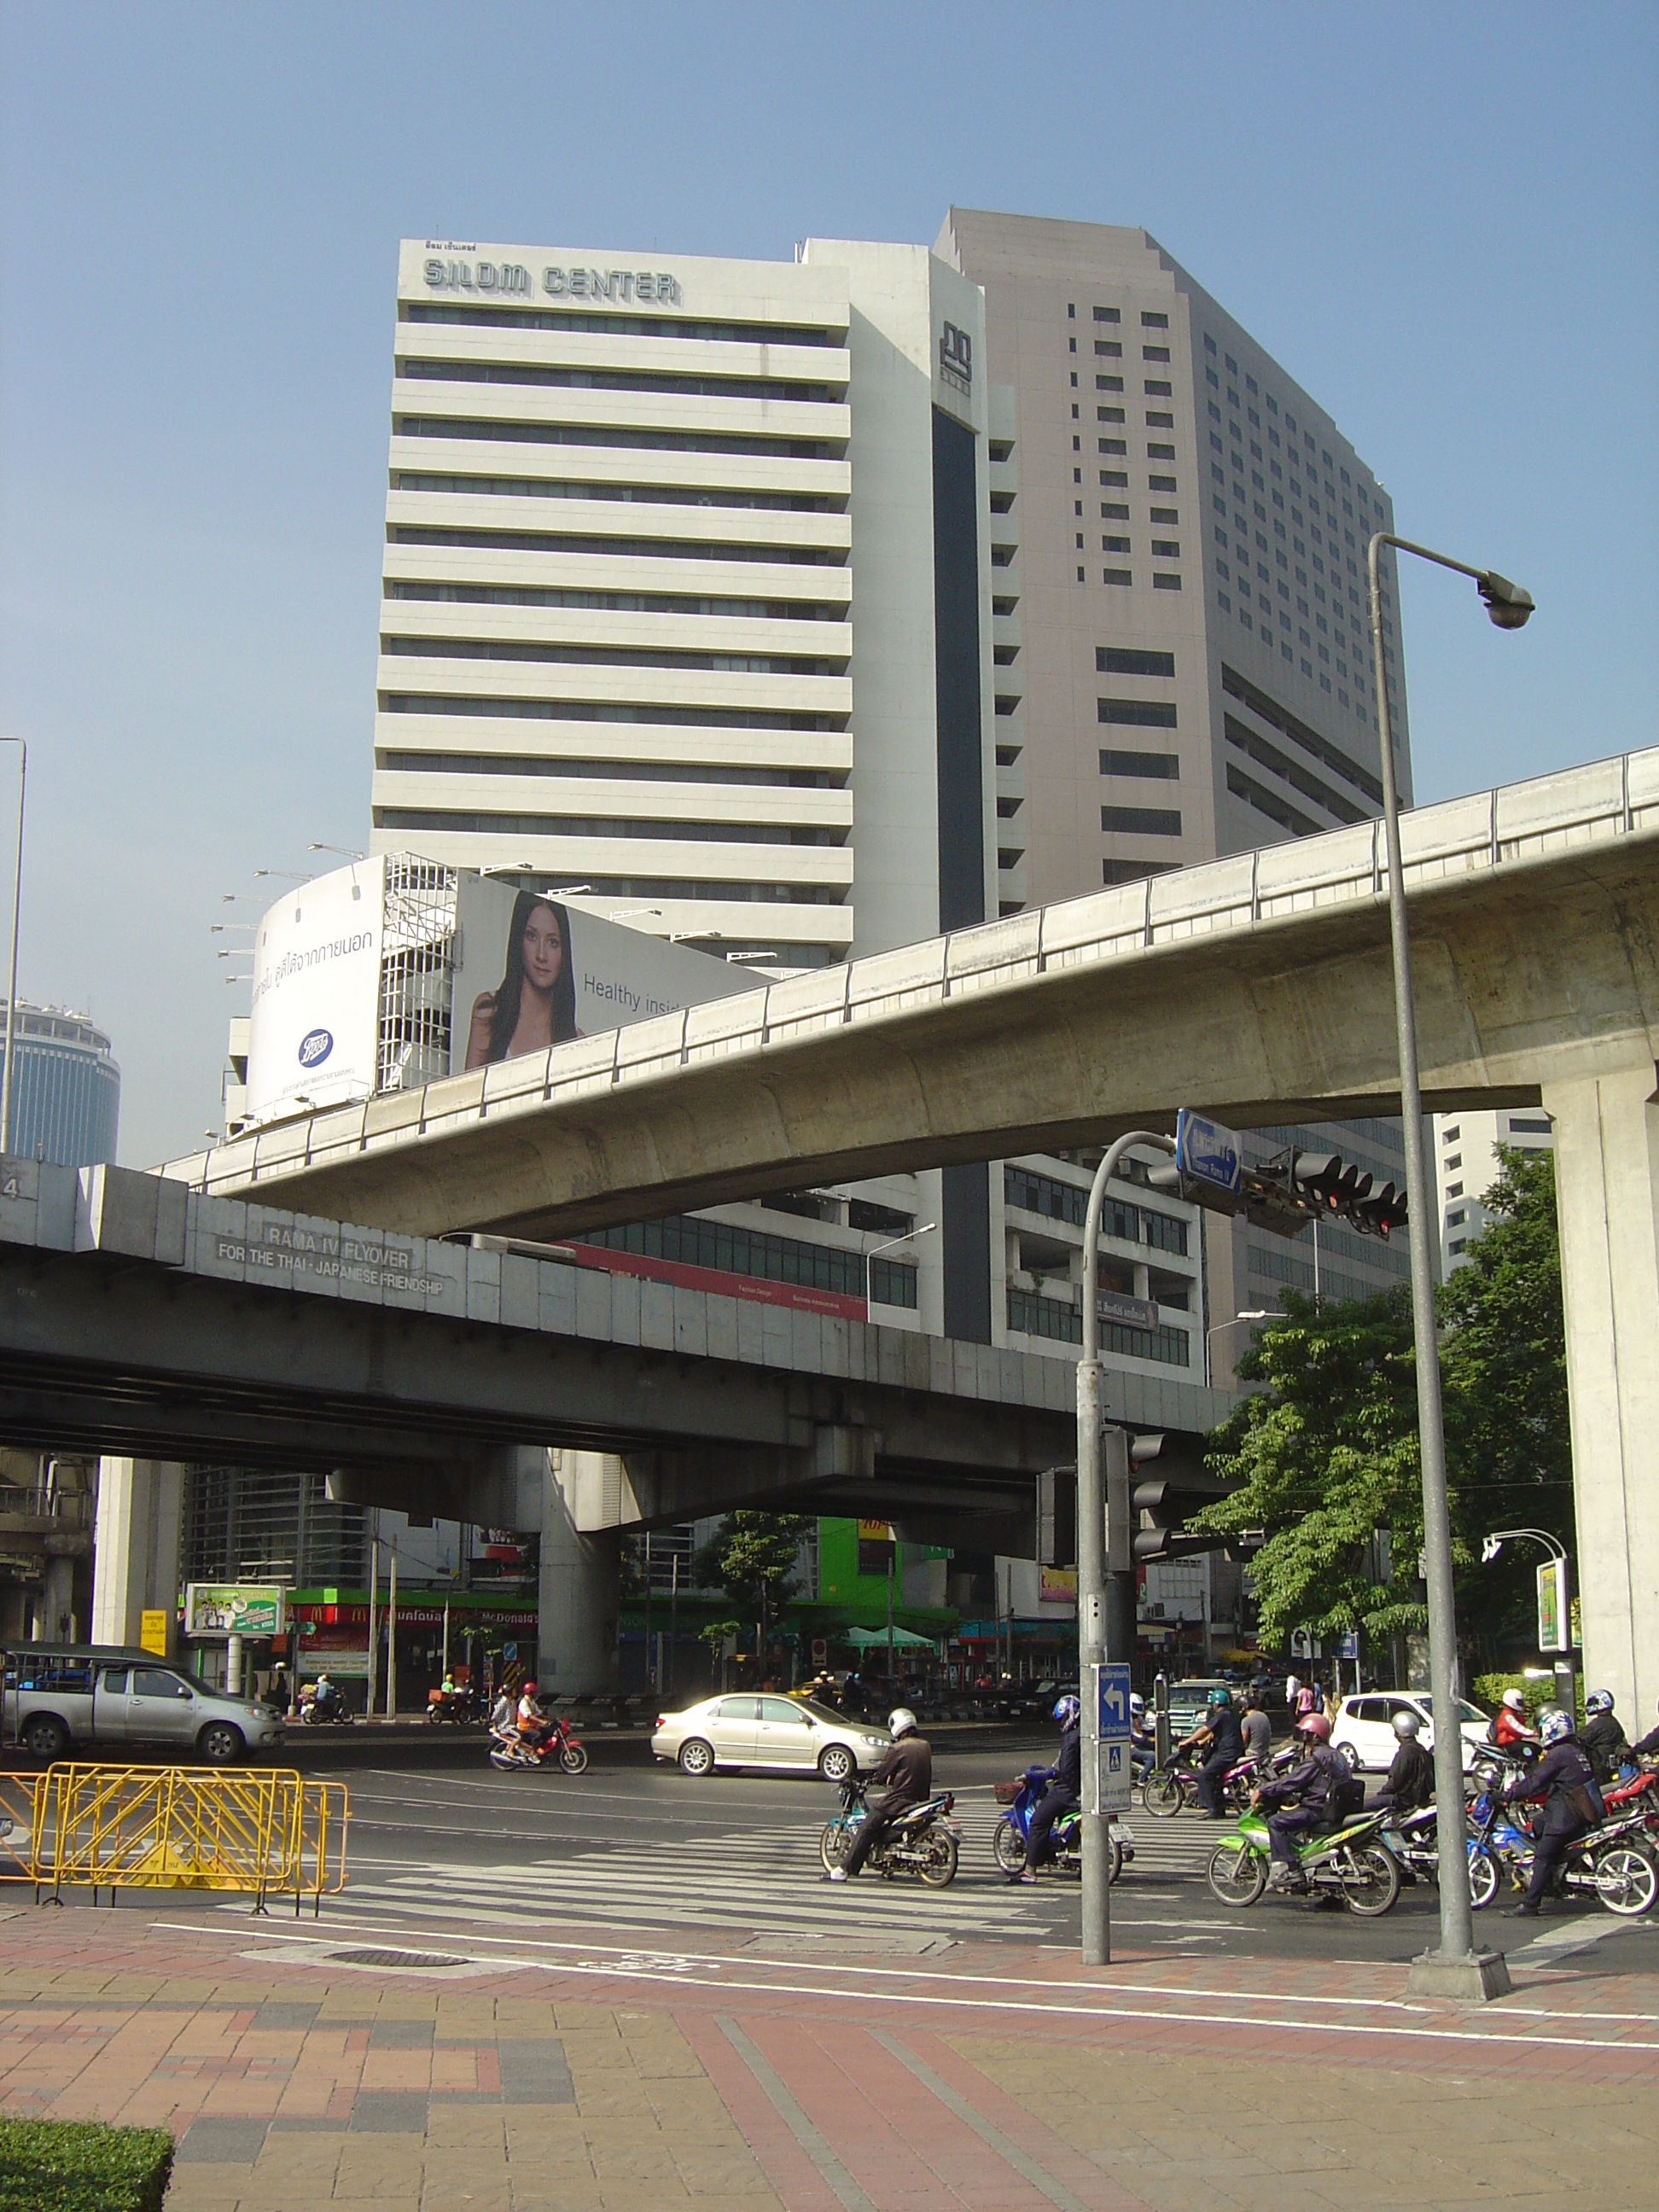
{"left": 940, "top": 209, "right": 1419, "bottom": 1339}
{"left": 1435, "top": 1108, "right": 1556, "bottom": 1273}
{"left": 370, "top": 237, "right": 1055, "bottom": 1348}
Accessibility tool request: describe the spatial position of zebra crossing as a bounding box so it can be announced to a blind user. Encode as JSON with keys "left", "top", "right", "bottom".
{"left": 276, "top": 1796, "right": 1218, "bottom": 1953}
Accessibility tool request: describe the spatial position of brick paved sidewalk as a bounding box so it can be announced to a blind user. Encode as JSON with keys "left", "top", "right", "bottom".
{"left": 2, "top": 1900, "right": 1656, "bottom": 2209}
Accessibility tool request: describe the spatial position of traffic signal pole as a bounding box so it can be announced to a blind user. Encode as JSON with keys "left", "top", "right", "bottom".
{"left": 1079, "top": 1128, "right": 1176, "bottom": 1969}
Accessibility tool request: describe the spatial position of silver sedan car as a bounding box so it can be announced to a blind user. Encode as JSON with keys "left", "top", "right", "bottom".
{"left": 652, "top": 1693, "right": 892, "bottom": 1779}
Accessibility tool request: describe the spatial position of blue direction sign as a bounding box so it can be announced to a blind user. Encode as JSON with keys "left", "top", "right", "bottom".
{"left": 1174, "top": 1108, "right": 1243, "bottom": 1197}
{"left": 1093, "top": 1662, "right": 1133, "bottom": 1815}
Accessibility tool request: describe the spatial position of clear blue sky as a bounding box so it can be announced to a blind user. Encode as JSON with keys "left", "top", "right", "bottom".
{"left": 2, "top": 2, "right": 1655, "bottom": 1166}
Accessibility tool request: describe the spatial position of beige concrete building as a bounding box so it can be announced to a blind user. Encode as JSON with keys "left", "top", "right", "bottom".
{"left": 940, "top": 208, "right": 1418, "bottom": 1345}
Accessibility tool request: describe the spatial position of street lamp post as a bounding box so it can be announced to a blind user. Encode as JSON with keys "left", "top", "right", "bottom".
{"left": 0, "top": 738, "right": 25, "bottom": 1155}
{"left": 1078, "top": 1128, "right": 1177, "bottom": 1967}
{"left": 864, "top": 1222, "right": 936, "bottom": 1306}
{"left": 1368, "top": 530, "right": 1533, "bottom": 2002}
{"left": 1204, "top": 1310, "right": 1268, "bottom": 1388}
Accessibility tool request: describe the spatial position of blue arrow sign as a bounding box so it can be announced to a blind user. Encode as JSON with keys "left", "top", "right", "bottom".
{"left": 1175, "top": 1108, "right": 1243, "bottom": 1196}
{"left": 1097, "top": 1663, "right": 1132, "bottom": 1742}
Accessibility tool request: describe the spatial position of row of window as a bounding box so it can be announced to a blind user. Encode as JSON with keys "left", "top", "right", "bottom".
{"left": 578, "top": 1214, "right": 917, "bottom": 1306}
{"left": 381, "top": 635, "right": 836, "bottom": 678}
{"left": 1103, "top": 803, "right": 1181, "bottom": 838}
{"left": 398, "top": 357, "right": 840, "bottom": 405}
{"left": 387, "top": 581, "right": 843, "bottom": 622}
{"left": 395, "top": 472, "right": 838, "bottom": 515}
{"left": 1006, "top": 1288, "right": 1190, "bottom": 1367}
{"left": 391, "top": 523, "right": 847, "bottom": 569}
{"left": 1101, "top": 748, "right": 1178, "bottom": 781}
{"left": 375, "top": 808, "right": 840, "bottom": 845}
{"left": 1003, "top": 1163, "right": 1190, "bottom": 1254}
{"left": 381, "top": 693, "right": 844, "bottom": 733}
{"left": 1218, "top": 594, "right": 1381, "bottom": 728}
{"left": 380, "top": 751, "right": 840, "bottom": 789}
{"left": 403, "top": 301, "right": 841, "bottom": 349}
{"left": 1087, "top": 568, "right": 1182, "bottom": 591}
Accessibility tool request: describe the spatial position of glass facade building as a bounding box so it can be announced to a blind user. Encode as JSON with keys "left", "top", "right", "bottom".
{"left": 1, "top": 1004, "right": 120, "bottom": 1167}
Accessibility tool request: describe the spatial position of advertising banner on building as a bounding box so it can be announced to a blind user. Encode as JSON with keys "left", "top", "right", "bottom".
{"left": 449, "top": 876, "right": 754, "bottom": 1075}
{"left": 246, "top": 859, "right": 386, "bottom": 1121}
{"left": 184, "top": 1584, "right": 287, "bottom": 1639}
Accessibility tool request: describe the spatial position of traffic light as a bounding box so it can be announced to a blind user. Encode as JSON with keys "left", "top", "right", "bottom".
{"left": 1146, "top": 1114, "right": 1406, "bottom": 1244}
{"left": 1129, "top": 1432, "right": 1237, "bottom": 1562}
{"left": 1036, "top": 1464, "right": 1077, "bottom": 1569}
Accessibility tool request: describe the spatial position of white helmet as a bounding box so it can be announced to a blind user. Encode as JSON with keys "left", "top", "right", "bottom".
{"left": 1391, "top": 1710, "right": 1420, "bottom": 1740}
{"left": 888, "top": 1708, "right": 918, "bottom": 1739}
{"left": 1502, "top": 1688, "right": 1527, "bottom": 1713}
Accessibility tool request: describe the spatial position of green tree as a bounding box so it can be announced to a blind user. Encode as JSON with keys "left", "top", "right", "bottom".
{"left": 1191, "top": 1149, "right": 1572, "bottom": 1665}
{"left": 692, "top": 1511, "right": 812, "bottom": 1679}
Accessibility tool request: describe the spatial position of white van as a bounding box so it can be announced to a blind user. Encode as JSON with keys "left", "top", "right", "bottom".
{"left": 3, "top": 1644, "right": 287, "bottom": 1764}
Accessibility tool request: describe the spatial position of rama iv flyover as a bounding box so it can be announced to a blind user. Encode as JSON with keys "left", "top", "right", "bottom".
{"left": 35, "top": 745, "right": 1659, "bottom": 1720}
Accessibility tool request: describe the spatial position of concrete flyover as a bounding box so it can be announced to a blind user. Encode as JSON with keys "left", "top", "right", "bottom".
{"left": 165, "top": 743, "right": 1659, "bottom": 1738}
{"left": 175, "top": 747, "right": 1659, "bottom": 1245}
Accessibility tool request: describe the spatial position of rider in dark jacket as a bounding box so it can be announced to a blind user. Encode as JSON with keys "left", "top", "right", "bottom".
{"left": 1503, "top": 1708, "right": 1598, "bottom": 1916}
{"left": 1252, "top": 1714, "right": 1343, "bottom": 1886}
{"left": 1019, "top": 1697, "right": 1082, "bottom": 1882}
{"left": 833, "top": 1709, "right": 932, "bottom": 1881}
{"left": 1376, "top": 1711, "right": 1435, "bottom": 1814}
{"left": 1580, "top": 1691, "right": 1631, "bottom": 1784}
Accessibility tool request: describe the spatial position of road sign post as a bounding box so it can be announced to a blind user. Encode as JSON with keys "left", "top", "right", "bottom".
{"left": 1094, "top": 1662, "right": 1132, "bottom": 1819}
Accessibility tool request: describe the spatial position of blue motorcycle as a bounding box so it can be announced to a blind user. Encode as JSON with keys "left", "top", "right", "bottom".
{"left": 992, "top": 1766, "right": 1135, "bottom": 1882}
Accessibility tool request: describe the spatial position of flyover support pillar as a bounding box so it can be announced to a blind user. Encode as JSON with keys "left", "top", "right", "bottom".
{"left": 90, "top": 1458, "right": 183, "bottom": 1656}
{"left": 539, "top": 1449, "right": 621, "bottom": 1698}
{"left": 1542, "top": 1061, "right": 1659, "bottom": 1729}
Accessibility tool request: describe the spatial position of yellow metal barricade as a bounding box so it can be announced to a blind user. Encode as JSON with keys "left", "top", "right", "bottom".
{"left": 0, "top": 1771, "right": 45, "bottom": 1884}
{"left": 32, "top": 1766, "right": 350, "bottom": 1912}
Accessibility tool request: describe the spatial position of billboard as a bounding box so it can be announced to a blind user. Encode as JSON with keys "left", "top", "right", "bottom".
{"left": 184, "top": 1583, "right": 287, "bottom": 1638}
{"left": 246, "top": 858, "right": 385, "bottom": 1121}
{"left": 449, "top": 875, "right": 754, "bottom": 1074}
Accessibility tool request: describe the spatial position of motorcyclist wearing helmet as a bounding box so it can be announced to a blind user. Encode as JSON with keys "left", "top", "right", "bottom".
{"left": 1251, "top": 1712, "right": 1343, "bottom": 1889}
{"left": 1580, "top": 1690, "right": 1631, "bottom": 1784}
{"left": 1178, "top": 1688, "right": 1245, "bottom": 1819}
{"left": 1491, "top": 1686, "right": 1538, "bottom": 1751}
{"left": 1016, "top": 1696, "right": 1083, "bottom": 1883}
{"left": 1376, "top": 1708, "right": 1435, "bottom": 1815}
{"left": 1502, "top": 1707, "right": 1599, "bottom": 1917}
{"left": 830, "top": 1708, "right": 933, "bottom": 1882}
{"left": 516, "top": 1680, "right": 552, "bottom": 1753}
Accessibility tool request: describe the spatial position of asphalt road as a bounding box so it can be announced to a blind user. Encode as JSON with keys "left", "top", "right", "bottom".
{"left": 131, "top": 1720, "right": 1505, "bottom": 1968}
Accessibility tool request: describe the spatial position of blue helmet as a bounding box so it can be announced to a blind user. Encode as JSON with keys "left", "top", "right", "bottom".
{"left": 1539, "top": 1706, "right": 1574, "bottom": 1746}
{"left": 1054, "top": 1695, "right": 1080, "bottom": 1728}
{"left": 1585, "top": 1688, "right": 1615, "bottom": 1716}
{"left": 1208, "top": 1688, "right": 1233, "bottom": 1709}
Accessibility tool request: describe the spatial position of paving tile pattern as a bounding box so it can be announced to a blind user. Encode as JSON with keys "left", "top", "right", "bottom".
{"left": 1, "top": 1905, "right": 1656, "bottom": 2208}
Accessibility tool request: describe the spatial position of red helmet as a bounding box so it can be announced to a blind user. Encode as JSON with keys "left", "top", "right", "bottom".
{"left": 1296, "top": 1713, "right": 1332, "bottom": 1743}
{"left": 521, "top": 1681, "right": 538, "bottom": 1697}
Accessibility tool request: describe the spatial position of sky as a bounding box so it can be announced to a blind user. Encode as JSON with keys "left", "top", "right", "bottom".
{"left": 1, "top": 2, "right": 1655, "bottom": 1167}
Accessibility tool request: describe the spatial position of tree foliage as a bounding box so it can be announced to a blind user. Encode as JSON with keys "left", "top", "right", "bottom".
{"left": 1193, "top": 1150, "right": 1570, "bottom": 1659}
{"left": 693, "top": 1511, "right": 813, "bottom": 1657}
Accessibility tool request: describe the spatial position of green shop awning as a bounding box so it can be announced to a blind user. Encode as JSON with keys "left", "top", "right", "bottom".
{"left": 842, "top": 1626, "right": 939, "bottom": 1650}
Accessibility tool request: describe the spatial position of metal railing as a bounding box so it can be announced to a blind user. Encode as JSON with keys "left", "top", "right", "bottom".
{"left": 190, "top": 742, "right": 1659, "bottom": 1195}
{"left": 7, "top": 1764, "right": 349, "bottom": 1914}
{"left": 0, "top": 1484, "right": 91, "bottom": 1525}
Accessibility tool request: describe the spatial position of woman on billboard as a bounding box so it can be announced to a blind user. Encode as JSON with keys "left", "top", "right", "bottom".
{"left": 464, "top": 893, "right": 581, "bottom": 1068}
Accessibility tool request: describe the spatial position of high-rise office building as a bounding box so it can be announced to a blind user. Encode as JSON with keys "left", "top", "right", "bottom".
{"left": 1434, "top": 1107, "right": 1557, "bottom": 1274}
{"left": 940, "top": 209, "right": 1417, "bottom": 1340}
{"left": 0, "top": 1003, "right": 120, "bottom": 1167}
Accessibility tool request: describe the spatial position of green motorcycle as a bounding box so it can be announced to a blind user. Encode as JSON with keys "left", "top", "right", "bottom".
{"left": 1206, "top": 1807, "right": 1401, "bottom": 1916}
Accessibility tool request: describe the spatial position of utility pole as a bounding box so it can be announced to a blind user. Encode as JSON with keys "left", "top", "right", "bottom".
{"left": 366, "top": 1538, "right": 378, "bottom": 1721}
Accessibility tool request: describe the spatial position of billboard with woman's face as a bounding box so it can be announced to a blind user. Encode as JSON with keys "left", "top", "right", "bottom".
{"left": 450, "top": 877, "right": 756, "bottom": 1076}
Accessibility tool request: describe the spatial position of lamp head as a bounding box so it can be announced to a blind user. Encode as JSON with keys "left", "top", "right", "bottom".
{"left": 1477, "top": 571, "right": 1534, "bottom": 631}
{"left": 1481, "top": 1535, "right": 1503, "bottom": 1564}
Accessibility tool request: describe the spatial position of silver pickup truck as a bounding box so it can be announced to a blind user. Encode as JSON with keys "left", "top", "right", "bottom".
{"left": 3, "top": 1644, "right": 287, "bottom": 1764}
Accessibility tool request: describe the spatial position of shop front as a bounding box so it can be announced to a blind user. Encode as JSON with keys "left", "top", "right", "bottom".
{"left": 288, "top": 1592, "right": 539, "bottom": 1714}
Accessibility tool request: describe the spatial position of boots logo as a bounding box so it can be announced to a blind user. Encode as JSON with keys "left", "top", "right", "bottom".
{"left": 939, "top": 321, "right": 972, "bottom": 397}
{"left": 298, "top": 1028, "right": 334, "bottom": 1070}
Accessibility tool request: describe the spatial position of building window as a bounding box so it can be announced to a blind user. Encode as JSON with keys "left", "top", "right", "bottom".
{"left": 1099, "top": 438, "right": 1126, "bottom": 455}
{"left": 1098, "top": 647, "right": 1175, "bottom": 676}
{"left": 1149, "top": 474, "right": 1177, "bottom": 492}
{"left": 1101, "top": 748, "right": 1179, "bottom": 779}
{"left": 1098, "top": 697, "right": 1177, "bottom": 726}
{"left": 1100, "top": 469, "right": 1128, "bottom": 486}
{"left": 1145, "top": 380, "right": 1173, "bottom": 398}
{"left": 1447, "top": 1209, "right": 1466, "bottom": 1228}
{"left": 1102, "top": 568, "right": 1132, "bottom": 585}
{"left": 1151, "top": 539, "right": 1179, "bottom": 557}
{"left": 1103, "top": 534, "right": 1130, "bottom": 552}
{"left": 1101, "top": 500, "right": 1129, "bottom": 519}
{"left": 1142, "top": 345, "right": 1171, "bottom": 363}
{"left": 1147, "top": 442, "right": 1176, "bottom": 460}
{"left": 1446, "top": 1182, "right": 1463, "bottom": 1199}
{"left": 1150, "top": 506, "right": 1178, "bottom": 523}
{"left": 1095, "top": 341, "right": 1122, "bottom": 358}
{"left": 1141, "top": 311, "right": 1169, "bottom": 328}
{"left": 1102, "top": 804, "right": 1181, "bottom": 835}
{"left": 1153, "top": 573, "right": 1182, "bottom": 591}
{"left": 1093, "top": 306, "right": 1121, "bottom": 323}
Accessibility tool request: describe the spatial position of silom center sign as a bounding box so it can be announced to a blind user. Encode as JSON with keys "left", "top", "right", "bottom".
{"left": 423, "top": 256, "right": 684, "bottom": 306}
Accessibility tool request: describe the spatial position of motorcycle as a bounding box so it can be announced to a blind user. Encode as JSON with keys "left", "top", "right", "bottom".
{"left": 427, "top": 1684, "right": 481, "bottom": 1726}
{"left": 298, "top": 1681, "right": 352, "bottom": 1726}
{"left": 1207, "top": 1806, "right": 1401, "bottom": 1915}
{"left": 489, "top": 1714, "right": 589, "bottom": 1775}
{"left": 992, "top": 1766, "right": 1135, "bottom": 1883}
{"left": 818, "top": 1776, "right": 961, "bottom": 1886}
{"left": 1141, "top": 1744, "right": 1275, "bottom": 1820}
{"left": 1465, "top": 1782, "right": 1656, "bottom": 1916}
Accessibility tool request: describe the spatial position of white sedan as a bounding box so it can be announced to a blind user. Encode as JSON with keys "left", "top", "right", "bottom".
{"left": 1330, "top": 1691, "right": 1493, "bottom": 1774}
{"left": 651, "top": 1694, "right": 892, "bottom": 1779}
